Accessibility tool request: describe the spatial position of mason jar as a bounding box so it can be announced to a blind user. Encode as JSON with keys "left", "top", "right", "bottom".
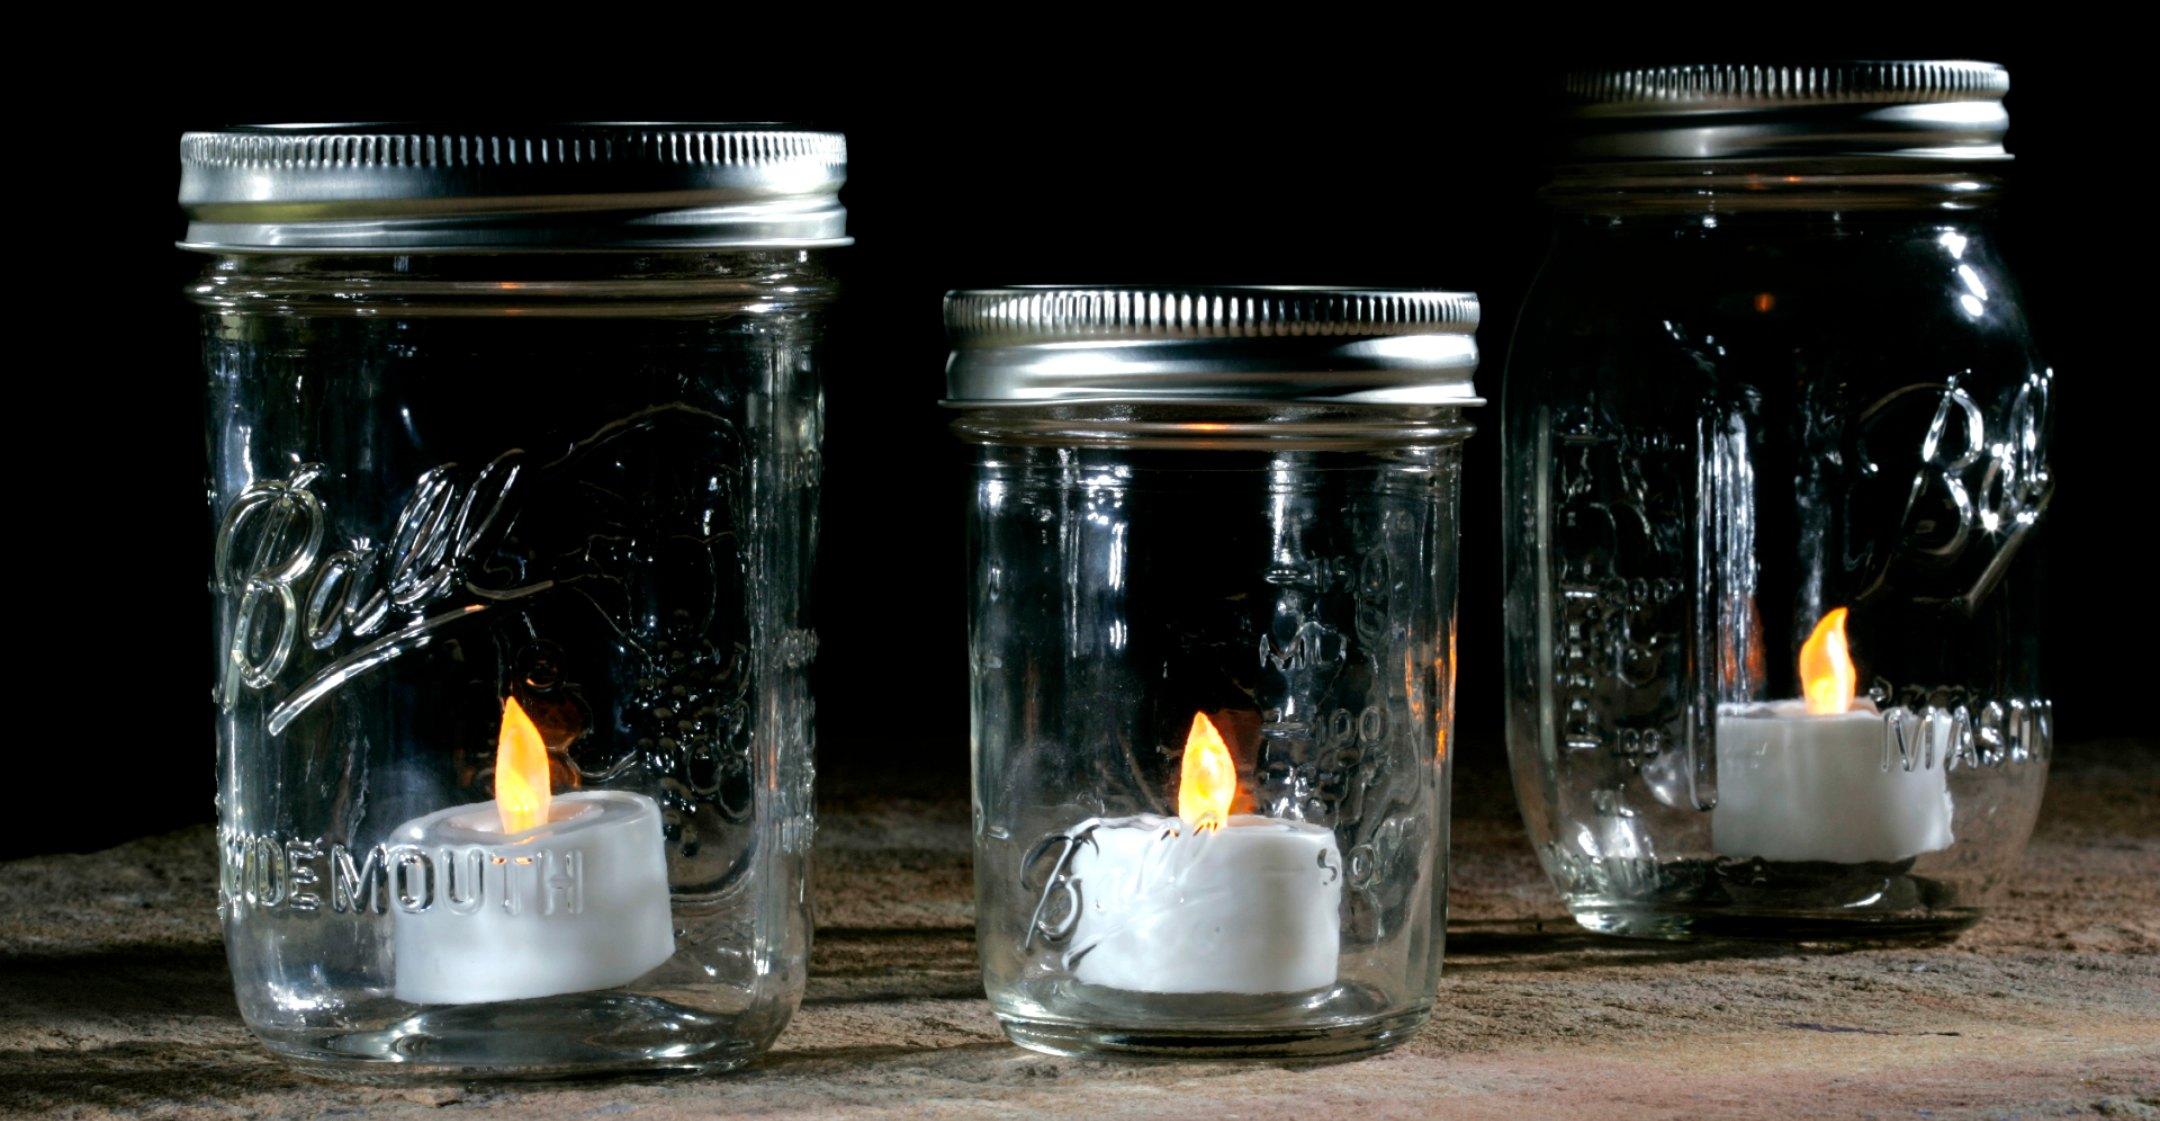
{"left": 1502, "top": 64, "right": 2053, "bottom": 939}
{"left": 950, "top": 287, "right": 1481, "bottom": 1058}
{"left": 186, "top": 126, "right": 843, "bottom": 1076}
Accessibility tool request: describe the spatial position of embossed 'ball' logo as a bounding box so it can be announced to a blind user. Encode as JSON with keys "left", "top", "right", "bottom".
{"left": 1848, "top": 368, "right": 2051, "bottom": 611}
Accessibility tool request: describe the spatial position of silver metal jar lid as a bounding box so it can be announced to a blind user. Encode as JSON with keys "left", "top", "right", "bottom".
{"left": 179, "top": 124, "right": 848, "bottom": 252}
{"left": 1563, "top": 61, "right": 2010, "bottom": 162}
{"left": 944, "top": 287, "right": 1482, "bottom": 407}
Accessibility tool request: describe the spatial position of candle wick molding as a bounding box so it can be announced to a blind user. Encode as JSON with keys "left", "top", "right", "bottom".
{"left": 1177, "top": 711, "right": 1238, "bottom": 831}
{"left": 494, "top": 697, "right": 555, "bottom": 833}
{"left": 1799, "top": 607, "right": 1858, "bottom": 716}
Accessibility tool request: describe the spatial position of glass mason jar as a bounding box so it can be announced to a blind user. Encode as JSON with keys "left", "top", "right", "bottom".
{"left": 950, "top": 287, "right": 1481, "bottom": 1058}
{"left": 185, "top": 126, "right": 844, "bottom": 1076}
{"left": 1503, "top": 64, "right": 2054, "bottom": 939}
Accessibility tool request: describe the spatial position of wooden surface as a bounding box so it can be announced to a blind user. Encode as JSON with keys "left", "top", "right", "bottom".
{"left": 3, "top": 744, "right": 2155, "bottom": 1121}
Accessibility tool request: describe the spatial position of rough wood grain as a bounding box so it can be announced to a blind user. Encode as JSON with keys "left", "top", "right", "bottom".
{"left": 3, "top": 744, "right": 2155, "bottom": 1121}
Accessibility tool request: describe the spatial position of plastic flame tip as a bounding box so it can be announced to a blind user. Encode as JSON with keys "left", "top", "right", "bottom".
{"left": 494, "top": 697, "right": 553, "bottom": 833}
{"left": 1799, "top": 607, "right": 1857, "bottom": 716}
{"left": 1178, "top": 712, "right": 1237, "bottom": 830}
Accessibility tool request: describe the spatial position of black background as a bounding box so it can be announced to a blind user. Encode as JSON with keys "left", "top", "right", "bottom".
{"left": 11, "top": 40, "right": 2143, "bottom": 857}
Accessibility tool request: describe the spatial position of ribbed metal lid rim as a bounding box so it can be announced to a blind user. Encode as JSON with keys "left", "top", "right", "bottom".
{"left": 179, "top": 124, "right": 849, "bottom": 251}
{"left": 1558, "top": 61, "right": 2011, "bottom": 164}
{"left": 947, "top": 286, "right": 1480, "bottom": 343}
{"left": 1567, "top": 61, "right": 2008, "bottom": 112}
{"left": 944, "top": 286, "right": 1482, "bottom": 408}
{"left": 178, "top": 127, "right": 847, "bottom": 172}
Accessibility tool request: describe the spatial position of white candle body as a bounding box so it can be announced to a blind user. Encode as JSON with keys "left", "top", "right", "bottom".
{"left": 1065, "top": 814, "right": 1342, "bottom": 995}
{"left": 1713, "top": 701, "right": 1954, "bottom": 864}
{"left": 390, "top": 790, "right": 675, "bottom": 1005}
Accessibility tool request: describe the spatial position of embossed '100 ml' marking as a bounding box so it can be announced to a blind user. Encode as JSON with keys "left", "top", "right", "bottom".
{"left": 221, "top": 831, "right": 586, "bottom": 919}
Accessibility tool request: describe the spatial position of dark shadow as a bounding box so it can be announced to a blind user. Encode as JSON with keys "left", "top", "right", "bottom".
{"left": 812, "top": 925, "right": 975, "bottom": 942}
{"left": 757, "top": 1039, "right": 1367, "bottom": 1079}
{"left": 0, "top": 944, "right": 237, "bottom": 1027}
{"left": 1443, "top": 921, "right": 1826, "bottom": 973}
{"left": 0, "top": 1041, "right": 303, "bottom": 1115}
{"left": 802, "top": 975, "right": 985, "bottom": 1005}
{"left": 756, "top": 1039, "right": 1012, "bottom": 1068}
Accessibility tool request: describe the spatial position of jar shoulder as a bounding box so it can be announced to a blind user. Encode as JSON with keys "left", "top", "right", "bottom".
{"left": 1506, "top": 219, "right": 2048, "bottom": 411}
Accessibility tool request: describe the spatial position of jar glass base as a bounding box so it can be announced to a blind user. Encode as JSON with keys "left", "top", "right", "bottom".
{"left": 249, "top": 992, "right": 789, "bottom": 1080}
{"left": 995, "top": 1009, "right": 1427, "bottom": 1061}
{"left": 1567, "top": 903, "right": 1982, "bottom": 942}
{"left": 1545, "top": 851, "right": 1988, "bottom": 942}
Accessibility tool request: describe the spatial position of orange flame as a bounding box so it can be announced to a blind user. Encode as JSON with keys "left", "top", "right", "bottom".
{"left": 495, "top": 697, "right": 553, "bottom": 833}
{"left": 1178, "top": 712, "right": 1237, "bottom": 830}
{"left": 1799, "top": 607, "right": 1857, "bottom": 716}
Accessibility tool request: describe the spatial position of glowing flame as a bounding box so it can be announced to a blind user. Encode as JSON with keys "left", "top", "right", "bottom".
{"left": 1799, "top": 607, "right": 1857, "bottom": 716}
{"left": 495, "top": 697, "right": 553, "bottom": 833}
{"left": 1178, "top": 712, "right": 1237, "bottom": 830}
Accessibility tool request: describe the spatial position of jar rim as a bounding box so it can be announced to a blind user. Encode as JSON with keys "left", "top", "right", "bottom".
{"left": 944, "top": 287, "right": 1482, "bottom": 408}
{"left": 179, "top": 124, "right": 849, "bottom": 252}
{"left": 1556, "top": 62, "right": 2011, "bottom": 166}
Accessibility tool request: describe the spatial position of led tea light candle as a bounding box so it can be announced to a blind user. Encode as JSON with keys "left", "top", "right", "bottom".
{"left": 1066, "top": 713, "right": 1342, "bottom": 995}
{"left": 1714, "top": 609, "right": 1954, "bottom": 865}
{"left": 390, "top": 699, "right": 676, "bottom": 1005}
